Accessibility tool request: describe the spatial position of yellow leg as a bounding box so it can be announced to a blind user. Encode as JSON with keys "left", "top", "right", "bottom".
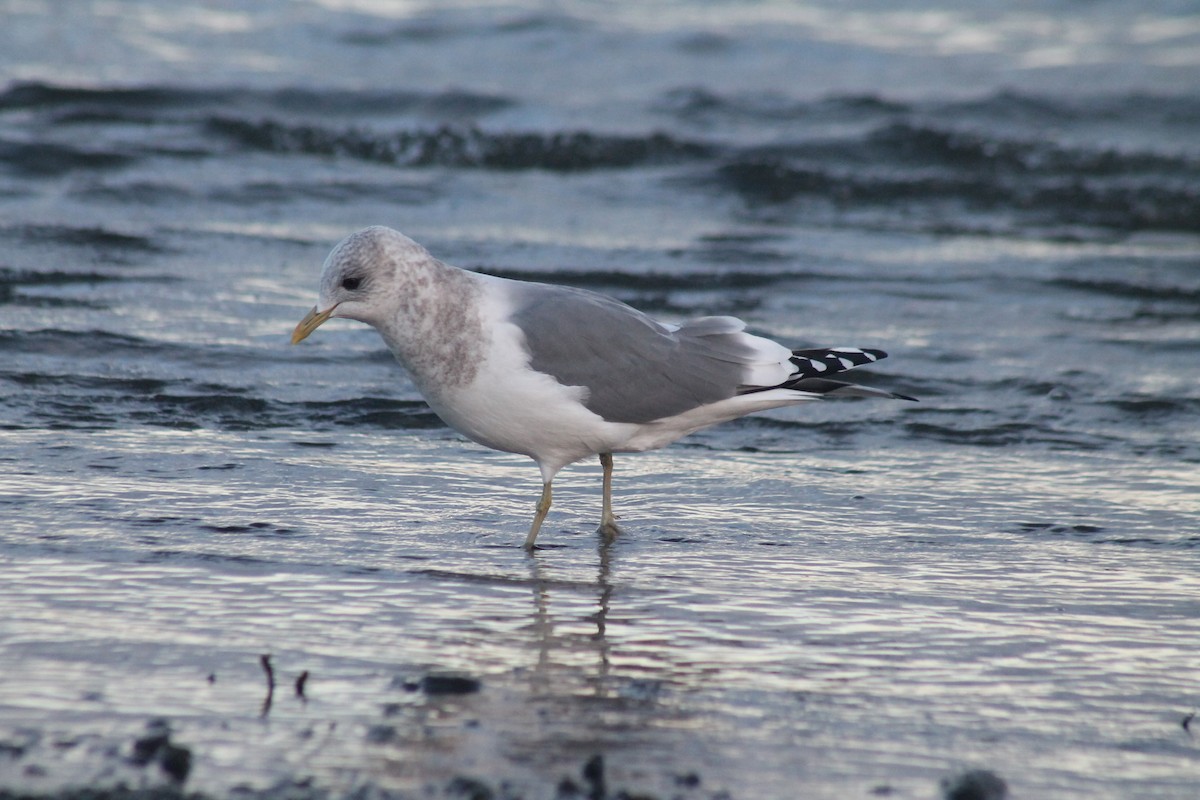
{"left": 524, "top": 481, "right": 552, "bottom": 550}
{"left": 599, "top": 453, "right": 621, "bottom": 537}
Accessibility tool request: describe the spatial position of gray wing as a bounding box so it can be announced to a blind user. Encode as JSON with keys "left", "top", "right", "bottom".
{"left": 509, "top": 282, "right": 755, "bottom": 424}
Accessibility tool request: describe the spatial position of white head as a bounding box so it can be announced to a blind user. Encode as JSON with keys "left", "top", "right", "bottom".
{"left": 291, "top": 226, "right": 485, "bottom": 387}
{"left": 291, "top": 226, "right": 431, "bottom": 343}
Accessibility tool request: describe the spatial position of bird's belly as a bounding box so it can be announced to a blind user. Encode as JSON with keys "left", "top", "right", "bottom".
{"left": 418, "top": 366, "right": 638, "bottom": 472}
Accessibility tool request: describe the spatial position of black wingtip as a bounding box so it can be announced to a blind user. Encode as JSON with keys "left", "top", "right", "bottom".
{"left": 895, "top": 392, "right": 919, "bottom": 402}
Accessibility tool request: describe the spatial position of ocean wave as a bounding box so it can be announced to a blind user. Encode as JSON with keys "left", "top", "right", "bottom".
{"left": 204, "top": 178, "right": 439, "bottom": 207}
{"left": 1013, "top": 521, "right": 1200, "bottom": 550}
{"left": 655, "top": 86, "right": 1200, "bottom": 132}
{"left": 863, "top": 122, "right": 1192, "bottom": 177}
{"left": 7, "top": 223, "right": 165, "bottom": 252}
{"left": 1104, "top": 396, "right": 1200, "bottom": 418}
{"left": 338, "top": 9, "right": 590, "bottom": 45}
{"left": 0, "top": 139, "right": 134, "bottom": 176}
{"left": 151, "top": 394, "right": 440, "bottom": 432}
{"left": 5, "top": 81, "right": 1199, "bottom": 235}
{"left": 0, "top": 268, "right": 125, "bottom": 309}
{"left": 1, "top": 266, "right": 121, "bottom": 288}
{"left": 1049, "top": 276, "right": 1200, "bottom": 304}
{"left": 475, "top": 266, "right": 784, "bottom": 290}
{"left": 938, "top": 90, "right": 1200, "bottom": 129}
{"left": 653, "top": 87, "right": 909, "bottom": 121}
{"left": 711, "top": 122, "right": 1200, "bottom": 233}
{"left": 1, "top": 359, "right": 441, "bottom": 432}
{"left": 207, "top": 117, "right": 715, "bottom": 171}
{"left": 0, "top": 328, "right": 159, "bottom": 356}
{"left": 0, "top": 81, "right": 514, "bottom": 121}
{"left": 901, "top": 420, "right": 1116, "bottom": 450}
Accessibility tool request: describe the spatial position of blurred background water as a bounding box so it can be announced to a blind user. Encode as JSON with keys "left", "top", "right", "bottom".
{"left": 1, "top": 1, "right": 1199, "bottom": 798}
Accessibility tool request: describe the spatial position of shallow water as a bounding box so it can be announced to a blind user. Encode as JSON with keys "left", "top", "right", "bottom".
{"left": 2, "top": 1, "right": 1200, "bottom": 798}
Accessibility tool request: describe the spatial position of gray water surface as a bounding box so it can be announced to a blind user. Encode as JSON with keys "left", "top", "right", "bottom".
{"left": 2, "top": 2, "right": 1199, "bottom": 798}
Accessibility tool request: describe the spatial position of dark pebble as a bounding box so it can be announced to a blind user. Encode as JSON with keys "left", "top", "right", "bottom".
{"left": 420, "top": 675, "right": 482, "bottom": 695}
{"left": 674, "top": 772, "right": 701, "bottom": 788}
{"left": 128, "top": 719, "right": 191, "bottom": 784}
{"left": 556, "top": 777, "right": 582, "bottom": 798}
{"left": 941, "top": 769, "right": 1008, "bottom": 800}
{"left": 446, "top": 776, "right": 494, "bottom": 800}
{"left": 130, "top": 720, "right": 172, "bottom": 767}
{"left": 364, "top": 725, "right": 397, "bottom": 744}
{"left": 582, "top": 754, "right": 606, "bottom": 799}
{"left": 158, "top": 743, "right": 191, "bottom": 783}
{"left": 0, "top": 741, "right": 26, "bottom": 759}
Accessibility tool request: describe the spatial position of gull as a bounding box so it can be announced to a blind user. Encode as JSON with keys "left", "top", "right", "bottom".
{"left": 292, "top": 226, "right": 914, "bottom": 549}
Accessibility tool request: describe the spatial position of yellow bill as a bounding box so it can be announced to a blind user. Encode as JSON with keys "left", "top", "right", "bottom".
{"left": 291, "top": 305, "right": 336, "bottom": 344}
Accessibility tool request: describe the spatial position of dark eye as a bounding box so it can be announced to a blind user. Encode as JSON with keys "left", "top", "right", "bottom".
{"left": 341, "top": 276, "right": 361, "bottom": 291}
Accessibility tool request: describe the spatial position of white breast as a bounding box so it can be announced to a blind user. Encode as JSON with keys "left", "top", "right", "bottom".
{"left": 417, "top": 277, "right": 639, "bottom": 479}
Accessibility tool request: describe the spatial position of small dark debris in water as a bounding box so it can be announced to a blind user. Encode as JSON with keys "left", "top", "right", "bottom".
{"left": 292, "top": 440, "right": 338, "bottom": 448}
{"left": 202, "top": 523, "right": 254, "bottom": 534}
{"left": 420, "top": 675, "right": 482, "bottom": 695}
{"left": 381, "top": 701, "right": 403, "bottom": 717}
{"left": 582, "top": 754, "right": 606, "bottom": 800}
{"left": 1017, "top": 521, "right": 1104, "bottom": 535}
{"left": 129, "top": 720, "right": 170, "bottom": 766}
{"left": 1183, "top": 710, "right": 1195, "bottom": 733}
{"left": 554, "top": 775, "right": 666, "bottom": 800}
{"left": 260, "top": 654, "right": 276, "bottom": 716}
{"left": 260, "top": 654, "right": 276, "bottom": 688}
{"left": 130, "top": 515, "right": 196, "bottom": 528}
{"left": 365, "top": 724, "right": 397, "bottom": 744}
{"left": 394, "top": 673, "right": 483, "bottom": 695}
{"left": 129, "top": 719, "right": 191, "bottom": 784}
{"left": 158, "top": 743, "right": 192, "bottom": 783}
{"left": 295, "top": 670, "right": 309, "bottom": 699}
{"left": 853, "top": 494, "right": 866, "bottom": 500}
{"left": 870, "top": 786, "right": 896, "bottom": 796}
{"left": 447, "top": 775, "right": 494, "bottom": 800}
{"left": 940, "top": 768, "right": 1008, "bottom": 800}
{"left": 0, "top": 739, "right": 28, "bottom": 759}
{"left": 557, "top": 776, "right": 583, "bottom": 797}
{"left": 2, "top": 747, "right": 699, "bottom": 800}
{"left": 206, "top": 672, "right": 216, "bottom": 684}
